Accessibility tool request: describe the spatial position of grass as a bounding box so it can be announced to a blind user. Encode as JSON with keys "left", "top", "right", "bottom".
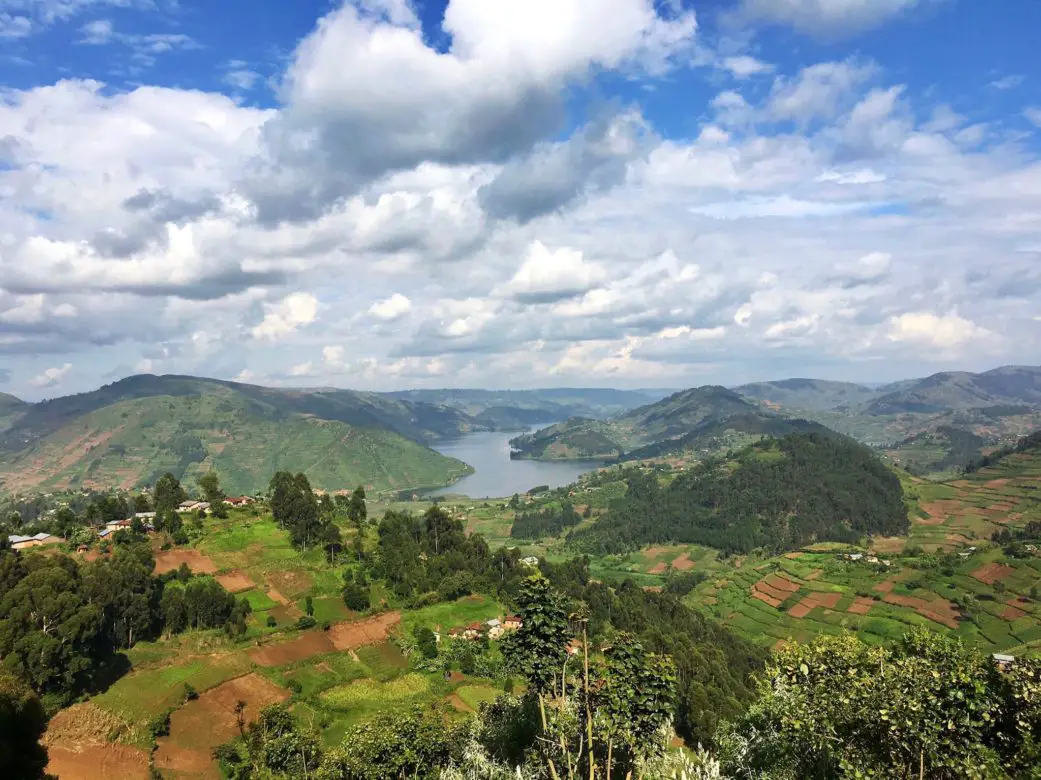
{"left": 455, "top": 684, "right": 499, "bottom": 711}
{"left": 401, "top": 595, "right": 505, "bottom": 635}
{"left": 319, "top": 673, "right": 430, "bottom": 710}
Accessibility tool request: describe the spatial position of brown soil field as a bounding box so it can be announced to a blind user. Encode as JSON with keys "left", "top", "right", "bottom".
{"left": 751, "top": 589, "right": 782, "bottom": 608}
{"left": 764, "top": 574, "right": 800, "bottom": 593}
{"left": 946, "top": 533, "right": 973, "bottom": 544}
{"left": 643, "top": 546, "right": 669, "bottom": 561}
{"left": 1001, "top": 603, "right": 1028, "bottom": 621}
{"left": 883, "top": 593, "right": 960, "bottom": 629}
{"left": 154, "top": 548, "right": 218, "bottom": 575}
{"left": 266, "top": 570, "right": 313, "bottom": 599}
{"left": 847, "top": 597, "right": 876, "bottom": 615}
{"left": 47, "top": 743, "right": 149, "bottom": 780}
{"left": 971, "top": 562, "right": 1016, "bottom": 585}
{"left": 754, "top": 581, "right": 794, "bottom": 602}
{"left": 783, "top": 552, "right": 804, "bottom": 559}
{"left": 805, "top": 569, "right": 823, "bottom": 581}
{"left": 446, "top": 693, "right": 472, "bottom": 712}
{"left": 874, "top": 579, "right": 896, "bottom": 593}
{"left": 43, "top": 702, "right": 129, "bottom": 748}
{"left": 155, "top": 673, "right": 289, "bottom": 779}
{"left": 328, "top": 611, "right": 402, "bottom": 650}
{"left": 985, "top": 479, "right": 1010, "bottom": 488}
{"left": 870, "top": 536, "right": 906, "bottom": 553}
{"left": 215, "top": 570, "right": 255, "bottom": 593}
{"left": 672, "top": 553, "right": 695, "bottom": 571}
{"left": 811, "top": 592, "right": 842, "bottom": 608}
{"left": 787, "top": 601, "right": 812, "bottom": 618}
{"left": 642, "top": 585, "right": 663, "bottom": 592}
{"left": 266, "top": 587, "right": 291, "bottom": 605}
{"left": 648, "top": 562, "right": 667, "bottom": 575}
{"left": 248, "top": 631, "right": 337, "bottom": 666}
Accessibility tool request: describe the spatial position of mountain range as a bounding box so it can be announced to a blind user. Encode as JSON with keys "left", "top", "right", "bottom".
{"left": 5, "top": 364, "right": 1041, "bottom": 495}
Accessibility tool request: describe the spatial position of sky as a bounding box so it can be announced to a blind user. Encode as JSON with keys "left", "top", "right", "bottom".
{"left": 1, "top": 0, "right": 1041, "bottom": 400}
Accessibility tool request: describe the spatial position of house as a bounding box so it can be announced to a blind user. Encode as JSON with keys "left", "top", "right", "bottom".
{"left": 105, "top": 519, "right": 131, "bottom": 531}
{"left": 993, "top": 653, "right": 1015, "bottom": 669}
{"left": 447, "top": 628, "right": 463, "bottom": 639}
{"left": 134, "top": 512, "right": 156, "bottom": 520}
{"left": 463, "top": 622, "right": 485, "bottom": 640}
{"left": 503, "top": 615, "right": 523, "bottom": 631}
{"left": 7, "top": 533, "right": 63, "bottom": 550}
{"left": 178, "top": 500, "right": 198, "bottom": 511}
{"left": 486, "top": 618, "right": 503, "bottom": 639}
{"left": 98, "top": 529, "right": 113, "bottom": 539}
{"left": 224, "top": 496, "right": 254, "bottom": 507}
{"left": 847, "top": 553, "right": 864, "bottom": 562}
{"left": 521, "top": 556, "right": 540, "bottom": 567}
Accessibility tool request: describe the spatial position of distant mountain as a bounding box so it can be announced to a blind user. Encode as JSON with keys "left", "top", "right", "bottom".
{"left": 734, "top": 378, "right": 878, "bottom": 412}
{"left": 509, "top": 386, "right": 817, "bottom": 460}
{"left": 569, "top": 432, "right": 908, "bottom": 555}
{"left": 867, "top": 366, "right": 1041, "bottom": 415}
{"left": 0, "top": 393, "right": 26, "bottom": 430}
{"left": 0, "top": 375, "right": 473, "bottom": 495}
{"left": 382, "top": 388, "right": 663, "bottom": 426}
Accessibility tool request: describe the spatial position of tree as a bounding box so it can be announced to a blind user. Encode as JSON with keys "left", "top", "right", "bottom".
{"left": 502, "top": 575, "right": 572, "bottom": 695}
{"left": 342, "top": 571, "right": 370, "bottom": 612}
{"left": 347, "top": 486, "right": 367, "bottom": 529}
{"left": 199, "top": 472, "right": 228, "bottom": 519}
{"left": 305, "top": 596, "right": 314, "bottom": 617}
{"left": 154, "top": 473, "right": 186, "bottom": 515}
{"left": 0, "top": 671, "right": 49, "bottom": 779}
{"left": 320, "top": 522, "right": 342, "bottom": 564}
{"left": 414, "top": 626, "right": 438, "bottom": 659}
{"left": 132, "top": 494, "right": 152, "bottom": 514}
{"left": 718, "top": 630, "right": 1041, "bottom": 778}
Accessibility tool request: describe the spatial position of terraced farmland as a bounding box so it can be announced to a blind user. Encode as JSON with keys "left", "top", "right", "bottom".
{"left": 692, "top": 548, "right": 1041, "bottom": 654}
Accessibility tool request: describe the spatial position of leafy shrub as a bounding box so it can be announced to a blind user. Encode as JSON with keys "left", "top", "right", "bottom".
{"left": 296, "top": 616, "right": 317, "bottom": 630}
{"left": 266, "top": 615, "right": 277, "bottom": 627}
{"left": 183, "top": 683, "right": 198, "bottom": 702}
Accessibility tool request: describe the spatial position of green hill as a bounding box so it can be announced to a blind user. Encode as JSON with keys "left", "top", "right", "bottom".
{"left": 569, "top": 432, "right": 908, "bottom": 555}
{"left": 0, "top": 376, "right": 472, "bottom": 495}
{"left": 734, "top": 378, "right": 878, "bottom": 412}
{"left": 0, "top": 393, "right": 26, "bottom": 431}
{"left": 508, "top": 386, "right": 814, "bottom": 460}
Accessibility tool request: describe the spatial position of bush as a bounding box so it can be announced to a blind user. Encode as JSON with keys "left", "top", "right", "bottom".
{"left": 266, "top": 615, "right": 277, "bottom": 628}
{"left": 296, "top": 616, "right": 317, "bottom": 630}
{"left": 148, "top": 710, "right": 172, "bottom": 739}
{"left": 183, "top": 683, "right": 198, "bottom": 702}
{"left": 287, "top": 678, "right": 303, "bottom": 694}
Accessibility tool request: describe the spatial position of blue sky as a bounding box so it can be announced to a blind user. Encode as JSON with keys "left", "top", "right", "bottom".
{"left": 2, "top": 0, "right": 1041, "bottom": 398}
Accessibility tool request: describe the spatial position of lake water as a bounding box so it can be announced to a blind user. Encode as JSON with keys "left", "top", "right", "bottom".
{"left": 428, "top": 429, "right": 601, "bottom": 498}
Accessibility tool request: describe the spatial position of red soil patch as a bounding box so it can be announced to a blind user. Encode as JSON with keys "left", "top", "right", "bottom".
{"left": 915, "top": 516, "right": 948, "bottom": 526}
{"left": 805, "top": 569, "right": 824, "bottom": 581}
{"left": 1001, "top": 603, "right": 1027, "bottom": 621}
{"left": 783, "top": 552, "right": 804, "bottom": 559}
{"left": 446, "top": 693, "right": 472, "bottom": 712}
{"left": 643, "top": 585, "right": 663, "bottom": 592}
{"left": 763, "top": 574, "right": 800, "bottom": 593}
{"left": 751, "top": 589, "right": 783, "bottom": 608}
{"left": 883, "top": 593, "right": 960, "bottom": 629}
{"left": 248, "top": 631, "right": 336, "bottom": 666}
{"left": 787, "top": 601, "right": 813, "bottom": 618}
{"left": 945, "top": 533, "right": 972, "bottom": 544}
{"left": 985, "top": 479, "right": 1010, "bottom": 488}
{"left": 755, "top": 581, "right": 794, "bottom": 602}
{"left": 265, "top": 570, "right": 313, "bottom": 599}
{"left": 848, "top": 596, "right": 875, "bottom": 615}
{"left": 47, "top": 743, "right": 149, "bottom": 780}
{"left": 672, "top": 553, "right": 695, "bottom": 571}
{"left": 871, "top": 537, "right": 906, "bottom": 554}
{"left": 971, "top": 562, "right": 1015, "bottom": 585}
{"left": 648, "top": 562, "right": 667, "bottom": 575}
{"left": 153, "top": 548, "right": 217, "bottom": 575}
{"left": 873, "top": 578, "right": 897, "bottom": 593}
{"left": 643, "top": 546, "right": 669, "bottom": 561}
{"left": 215, "top": 570, "right": 255, "bottom": 593}
{"left": 447, "top": 670, "right": 466, "bottom": 683}
{"left": 328, "top": 611, "right": 402, "bottom": 650}
{"left": 155, "top": 673, "right": 289, "bottom": 779}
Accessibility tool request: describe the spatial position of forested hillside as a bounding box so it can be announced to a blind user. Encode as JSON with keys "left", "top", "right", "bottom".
{"left": 0, "top": 377, "right": 472, "bottom": 495}
{"left": 570, "top": 432, "right": 908, "bottom": 555}
{"left": 509, "top": 386, "right": 814, "bottom": 460}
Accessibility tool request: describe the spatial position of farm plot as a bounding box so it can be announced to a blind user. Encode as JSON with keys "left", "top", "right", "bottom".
{"left": 153, "top": 548, "right": 218, "bottom": 575}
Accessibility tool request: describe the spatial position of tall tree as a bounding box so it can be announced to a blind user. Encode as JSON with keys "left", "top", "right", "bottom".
{"left": 502, "top": 575, "right": 572, "bottom": 695}
{"left": 347, "top": 485, "right": 367, "bottom": 529}
{"left": 153, "top": 472, "right": 186, "bottom": 515}
{"left": 0, "top": 671, "right": 49, "bottom": 779}
{"left": 198, "top": 472, "right": 228, "bottom": 518}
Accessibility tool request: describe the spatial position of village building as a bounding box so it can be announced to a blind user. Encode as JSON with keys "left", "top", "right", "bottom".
{"left": 224, "top": 496, "right": 254, "bottom": 507}
{"left": 7, "top": 532, "right": 64, "bottom": 550}
{"left": 503, "top": 615, "right": 523, "bottom": 631}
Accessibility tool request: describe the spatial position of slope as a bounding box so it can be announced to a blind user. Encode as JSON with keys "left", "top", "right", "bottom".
{"left": 508, "top": 386, "right": 811, "bottom": 460}
{"left": 0, "top": 393, "right": 27, "bottom": 432}
{"left": 0, "top": 380, "right": 471, "bottom": 495}
{"left": 734, "top": 378, "right": 879, "bottom": 412}
{"left": 569, "top": 432, "right": 908, "bottom": 555}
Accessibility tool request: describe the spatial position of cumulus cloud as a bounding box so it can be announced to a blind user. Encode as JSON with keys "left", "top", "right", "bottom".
{"left": 251, "top": 293, "right": 319, "bottom": 340}
{"left": 719, "top": 55, "right": 774, "bottom": 78}
{"left": 500, "top": 242, "right": 605, "bottom": 303}
{"left": 766, "top": 60, "right": 877, "bottom": 123}
{"left": 886, "top": 312, "right": 991, "bottom": 350}
{"left": 368, "top": 294, "right": 412, "bottom": 321}
{"left": 31, "top": 363, "right": 72, "bottom": 388}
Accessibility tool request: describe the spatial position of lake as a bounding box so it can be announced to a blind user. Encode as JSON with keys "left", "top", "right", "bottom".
{"left": 428, "top": 429, "right": 601, "bottom": 498}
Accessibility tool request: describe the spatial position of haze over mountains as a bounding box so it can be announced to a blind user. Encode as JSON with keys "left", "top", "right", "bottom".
{"left": 3, "top": 365, "right": 1041, "bottom": 495}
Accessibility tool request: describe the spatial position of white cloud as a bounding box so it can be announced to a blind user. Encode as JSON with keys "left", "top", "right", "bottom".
{"left": 368, "top": 293, "right": 412, "bottom": 321}
{"left": 735, "top": 0, "right": 924, "bottom": 38}
{"left": 720, "top": 55, "right": 774, "bottom": 78}
{"left": 31, "top": 363, "right": 72, "bottom": 388}
{"left": 501, "top": 241, "right": 605, "bottom": 302}
{"left": 816, "top": 168, "right": 887, "bottom": 185}
{"left": 1026, "top": 108, "right": 1041, "bottom": 129}
{"left": 990, "top": 75, "right": 1024, "bottom": 90}
{"left": 766, "top": 60, "right": 876, "bottom": 122}
{"left": 690, "top": 195, "right": 881, "bottom": 220}
{"left": 886, "top": 312, "right": 991, "bottom": 350}
{"left": 252, "top": 293, "right": 319, "bottom": 340}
